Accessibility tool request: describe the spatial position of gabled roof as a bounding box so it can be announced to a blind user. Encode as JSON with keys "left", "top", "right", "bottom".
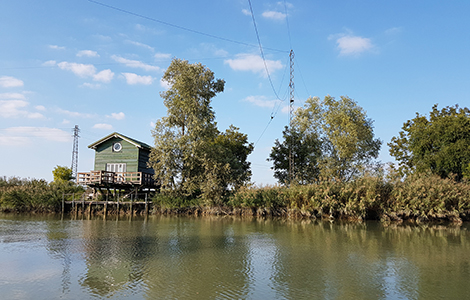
{"left": 88, "top": 132, "right": 152, "bottom": 150}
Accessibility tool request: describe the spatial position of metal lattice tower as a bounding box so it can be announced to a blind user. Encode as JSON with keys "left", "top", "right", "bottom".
{"left": 71, "top": 125, "right": 80, "bottom": 180}
{"left": 288, "top": 50, "right": 295, "bottom": 185}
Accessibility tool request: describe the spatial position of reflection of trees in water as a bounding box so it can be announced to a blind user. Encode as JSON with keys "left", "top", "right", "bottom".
{"left": 42, "top": 215, "right": 470, "bottom": 299}
{"left": 78, "top": 216, "right": 157, "bottom": 297}
{"left": 44, "top": 217, "right": 74, "bottom": 295}
{"left": 268, "top": 220, "right": 470, "bottom": 299}
{"left": 143, "top": 216, "right": 253, "bottom": 299}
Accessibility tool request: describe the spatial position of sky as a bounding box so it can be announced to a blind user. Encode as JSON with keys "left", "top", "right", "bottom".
{"left": 1, "top": 0, "right": 469, "bottom": 184}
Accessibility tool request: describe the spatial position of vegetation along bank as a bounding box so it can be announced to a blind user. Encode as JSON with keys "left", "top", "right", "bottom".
{"left": 2, "top": 59, "right": 469, "bottom": 224}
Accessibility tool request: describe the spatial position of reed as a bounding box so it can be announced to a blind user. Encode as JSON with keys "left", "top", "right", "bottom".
{"left": 0, "top": 176, "right": 84, "bottom": 212}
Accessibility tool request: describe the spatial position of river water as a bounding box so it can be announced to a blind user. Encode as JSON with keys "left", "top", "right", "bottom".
{"left": 0, "top": 214, "right": 469, "bottom": 299}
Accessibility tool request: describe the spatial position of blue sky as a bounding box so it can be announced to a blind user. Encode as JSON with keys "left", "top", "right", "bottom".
{"left": 1, "top": 0, "right": 469, "bottom": 184}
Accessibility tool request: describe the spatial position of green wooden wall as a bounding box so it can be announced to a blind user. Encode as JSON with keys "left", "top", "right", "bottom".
{"left": 93, "top": 137, "right": 153, "bottom": 173}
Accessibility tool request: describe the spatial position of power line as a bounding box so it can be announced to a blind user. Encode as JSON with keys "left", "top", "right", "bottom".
{"left": 247, "top": 0, "right": 283, "bottom": 102}
{"left": 88, "top": 0, "right": 288, "bottom": 54}
{"left": 247, "top": 0, "right": 293, "bottom": 149}
{"left": 283, "top": 0, "right": 293, "bottom": 49}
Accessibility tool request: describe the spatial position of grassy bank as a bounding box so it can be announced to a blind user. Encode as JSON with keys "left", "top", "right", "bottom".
{"left": 2, "top": 174, "right": 470, "bottom": 223}
{"left": 0, "top": 176, "right": 84, "bottom": 213}
{"left": 152, "top": 173, "right": 470, "bottom": 223}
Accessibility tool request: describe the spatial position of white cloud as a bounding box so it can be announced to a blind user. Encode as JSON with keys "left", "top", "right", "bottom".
{"left": 56, "top": 108, "right": 95, "bottom": 118}
{"left": 122, "top": 73, "right": 154, "bottom": 85}
{"left": 200, "top": 44, "right": 228, "bottom": 57}
{"left": 0, "top": 76, "right": 24, "bottom": 88}
{"left": 93, "top": 123, "right": 113, "bottom": 130}
{"left": 76, "top": 50, "right": 100, "bottom": 57}
{"left": 125, "top": 40, "right": 154, "bottom": 51}
{"left": 329, "top": 33, "right": 374, "bottom": 56}
{"left": 0, "top": 92, "right": 25, "bottom": 100}
{"left": 58, "top": 62, "right": 97, "bottom": 77}
{"left": 57, "top": 62, "right": 113, "bottom": 83}
{"left": 242, "top": 9, "right": 251, "bottom": 16}
{"left": 0, "top": 127, "right": 70, "bottom": 146}
{"left": 160, "top": 78, "right": 171, "bottom": 90}
{"left": 108, "top": 112, "right": 125, "bottom": 120}
{"left": 42, "top": 60, "right": 57, "bottom": 67}
{"left": 35, "top": 105, "right": 46, "bottom": 111}
{"left": 224, "top": 54, "right": 283, "bottom": 77}
{"left": 282, "top": 2, "right": 294, "bottom": 9}
{"left": 134, "top": 24, "right": 164, "bottom": 35}
{"left": 93, "top": 34, "right": 112, "bottom": 42}
{"left": 0, "top": 100, "right": 45, "bottom": 119}
{"left": 262, "top": 11, "right": 286, "bottom": 21}
{"left": 62, "top": 119, "right": 70, "bottom": 124}
{"left": 111, "top": 55, "right": 160, "bottom": 72}
{"left": 93, "top": 69, "right": 114, "bottom": 83}
{"left": 49, "top": 45, "right": 65, "bottom": 50}
{"left": 80, "top": 82, "right": 101, "bottom": 89}
{"left": 385, "top": 27, "right": 403, "bottom": 35}
{"left": 154, "top": 52, "right": 171, "bottom": 60}
{"left": 243, "top": 95, "right": 281, "bottom": 109}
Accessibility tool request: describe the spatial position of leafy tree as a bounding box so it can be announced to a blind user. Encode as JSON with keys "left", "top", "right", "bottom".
{"left": 269, "top": 95, "right": 381, "bottom": 183}
{"left": 268, "top": 126, "right": 321, "bottom": 185}
{"left": 52, "top": 166, "right": 74, "bottom": 182}
{"left": 389, "top": 104, "right": 470, "bottom": 180}
{"left": 150, "top": 58, "right": 253, "bottom": 202}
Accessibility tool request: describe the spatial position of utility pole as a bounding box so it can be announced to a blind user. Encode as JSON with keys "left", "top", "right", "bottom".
{"left": 288, "top": 49, "right": 295, "bottom": 185}
{"left": 71, "top": 125, "right": 80, "bottom": 180}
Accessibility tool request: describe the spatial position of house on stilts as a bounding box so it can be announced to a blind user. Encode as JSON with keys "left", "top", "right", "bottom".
{"left": 77, "top": 132, "right": 158, "bottom": 199}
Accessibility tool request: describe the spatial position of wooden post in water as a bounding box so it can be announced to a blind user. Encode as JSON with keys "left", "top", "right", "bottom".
{"left": 117, "top": 191, "right": 120, "bottom": 214}
{"left": 130, "top": 193, "right": 133, "bottom": 215}
{"left": 145, "top": 193, "right": 148, "bottom": 215}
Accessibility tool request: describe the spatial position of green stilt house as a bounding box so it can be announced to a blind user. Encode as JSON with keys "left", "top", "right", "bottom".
{"left": 77, "top": 132, "right": 157, "bottom": 195}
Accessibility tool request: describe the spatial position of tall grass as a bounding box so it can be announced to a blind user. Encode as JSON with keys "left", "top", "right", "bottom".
{"left": 0, "top": 176, "right": 84, "bottom": 212}
{"left": 385, "top": 173, "right": 470, "bottom": 221}
{"left": 227, "top": 173, "right": 470, "bottom": 222}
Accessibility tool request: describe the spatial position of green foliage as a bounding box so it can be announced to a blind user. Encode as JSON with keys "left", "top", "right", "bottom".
{"left": 464, "top": 163, "right": 470, "bottom": 180}
{"left": 228, "top": 186, "right": 288, "bottom": 209}
{"left": 386, "top": 172, "right": 470, "bottom": 220}
{"left": 227, "top": 173, "right": 470, "bottom": 222}
{"left": 152, "top": 193, "right": 202, "bottom": 209}
{"left": 150, "top": 58, "right": 253, "bottom": 204}
{"left": 268, "top": 126, "right": 321, "bottom": 185}
{"left": 389, "top": 104, "right": 470, "bottom": 180}
{"left": 270, "top": 95, "right": 381, "bottom": 184}
{"left": 0, "top": 177, "right": 84, "bottom": 212}
{"left": 52, "top": 165, "right": 74, "bottom": 182}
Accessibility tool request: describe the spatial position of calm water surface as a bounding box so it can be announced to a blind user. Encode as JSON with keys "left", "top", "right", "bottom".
{"left": 1, "top": 214, "right": 469, "bottom": 299}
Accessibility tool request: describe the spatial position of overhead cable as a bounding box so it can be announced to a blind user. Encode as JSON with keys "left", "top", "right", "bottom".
{"left": 88, "top": 0, "right": 288, "bottom": 53}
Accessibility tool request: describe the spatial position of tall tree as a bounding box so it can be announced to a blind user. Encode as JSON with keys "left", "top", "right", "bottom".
{"left": 268, "top": 126, "right": 321, "bottom": 185}
{"left": 269, "top": 96, "right": 381, "bottom": 184}
{"left": 389, "top": 104, "right": 470, "bottom": 180}
{"left": 150, "top": 58, "right": 253, "bottom": 201}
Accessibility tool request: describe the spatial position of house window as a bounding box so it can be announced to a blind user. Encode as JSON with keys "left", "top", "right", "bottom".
{"left": 113, "top": 142, "right": 122, "bottom": 152}
{"left": 106, "top": 163, "right": 127, "bottom": 173}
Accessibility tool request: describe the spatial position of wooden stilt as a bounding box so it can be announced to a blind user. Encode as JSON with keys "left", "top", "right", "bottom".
{"left": 145, "top": 193, "right": 148, "bottom": 215}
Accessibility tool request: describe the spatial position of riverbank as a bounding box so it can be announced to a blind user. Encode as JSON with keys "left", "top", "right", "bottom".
{"left": 2, "top": 173, "right": 470, "bottom": 223}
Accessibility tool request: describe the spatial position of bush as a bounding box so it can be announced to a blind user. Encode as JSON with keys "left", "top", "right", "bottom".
{"left": 0, "top": 177, "right": 84, "bottom": 212}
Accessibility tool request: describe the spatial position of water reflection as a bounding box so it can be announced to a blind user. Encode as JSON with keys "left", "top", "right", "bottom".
{"left": 1, "top": 214, "right": 470, "bottom": 299}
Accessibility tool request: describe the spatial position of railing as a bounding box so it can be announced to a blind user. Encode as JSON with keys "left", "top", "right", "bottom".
{"left": 77, "top": 171, "right": 156, "bottom": 186}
